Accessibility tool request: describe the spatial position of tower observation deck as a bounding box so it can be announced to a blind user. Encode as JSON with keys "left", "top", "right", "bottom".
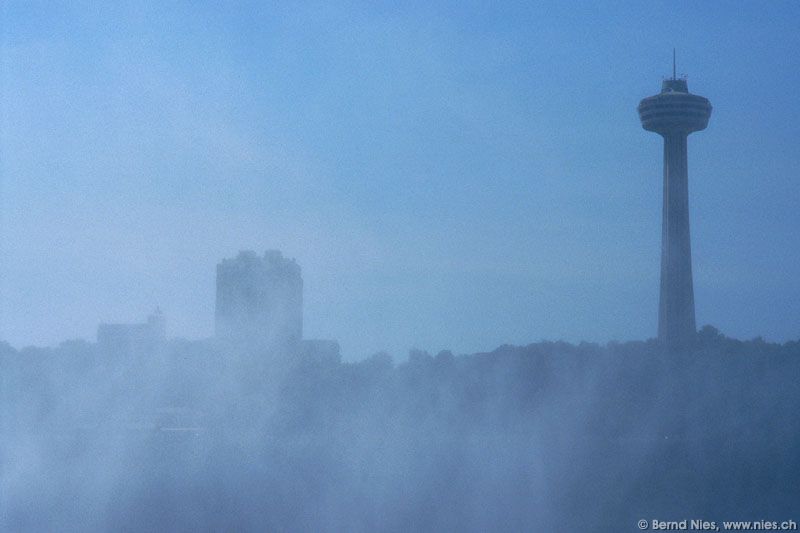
{"left": 637, "top": 56, "right": 712, "bottom": 348}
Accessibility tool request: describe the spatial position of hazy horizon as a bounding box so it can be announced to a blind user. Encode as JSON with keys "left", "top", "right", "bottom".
{"left": 2, "top": 2, "right": 799, "bottom": 359}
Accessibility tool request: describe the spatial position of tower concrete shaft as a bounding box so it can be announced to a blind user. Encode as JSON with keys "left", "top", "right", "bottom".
{"left": 638, "top": 76, "right": 712, "bottom": 348}
{"left": 659, "top": 132, "right": 695, "bottom": 345}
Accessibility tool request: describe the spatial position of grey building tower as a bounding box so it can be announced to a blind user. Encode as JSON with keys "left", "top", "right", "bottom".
{"left": 215, "top": 250, "right": 303, "bottom": 347}
{"left": 638, "top": 56, "right": 712, "bottom": 348}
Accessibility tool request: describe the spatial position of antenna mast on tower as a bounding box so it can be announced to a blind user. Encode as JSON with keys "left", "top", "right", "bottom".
{"left": 673, "top": 48, "right": 676, "bottom": 79}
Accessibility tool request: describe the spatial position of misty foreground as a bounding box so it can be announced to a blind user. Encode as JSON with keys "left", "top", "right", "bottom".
{"left": 2, "top": 327, "right": 798, "bottom": 532}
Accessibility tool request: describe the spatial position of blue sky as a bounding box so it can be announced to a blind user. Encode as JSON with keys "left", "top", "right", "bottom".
{"left": 2, "top": 1, "right": 799, "bottom": 359}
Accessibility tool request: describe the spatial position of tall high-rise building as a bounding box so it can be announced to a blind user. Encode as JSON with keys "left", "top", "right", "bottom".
{"left": 215, "top": 250, "right": 303, "bottom": 346}
{"left": 638, "top": 55, "right": 712, "bottom": 348}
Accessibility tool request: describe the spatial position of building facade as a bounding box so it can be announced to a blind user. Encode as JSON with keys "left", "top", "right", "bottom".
{"left": 97, "top": 308, "right": 166, "bottom": 355}
{"left": 215, "top": 250, "right": 303, "bottom": 347}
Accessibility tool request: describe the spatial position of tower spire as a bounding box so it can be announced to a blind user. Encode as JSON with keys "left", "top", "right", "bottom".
{"left": 673, "top": 48, "right": 676, "bottom": 79}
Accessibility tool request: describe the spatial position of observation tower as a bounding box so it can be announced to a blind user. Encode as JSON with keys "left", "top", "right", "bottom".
{"left": 638, "top": 52, "right": 712, "bottom": 348}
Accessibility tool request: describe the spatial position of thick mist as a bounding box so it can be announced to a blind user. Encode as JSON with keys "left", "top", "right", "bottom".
{"left": 2, "top": 331, "right": 799, "bottom": 531}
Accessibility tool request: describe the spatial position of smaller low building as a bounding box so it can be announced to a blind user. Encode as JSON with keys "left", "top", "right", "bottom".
{"left": 300, "top": 339, "right": 341, "bottom": 364}
{"left": 97, "top": 308, "right": 166, "bottom": 356}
